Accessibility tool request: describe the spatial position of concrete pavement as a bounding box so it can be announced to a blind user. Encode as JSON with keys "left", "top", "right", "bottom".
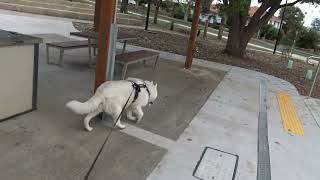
{"left": 123, "top": 44, "right": 320, "bottom": 180}
{"left": 1, "top": 10, "right": 320, "bottom": 180}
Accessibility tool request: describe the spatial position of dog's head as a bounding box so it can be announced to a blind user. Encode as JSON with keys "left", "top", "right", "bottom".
{"left": 145, "top": 81, "right": 158, "bottom": 105}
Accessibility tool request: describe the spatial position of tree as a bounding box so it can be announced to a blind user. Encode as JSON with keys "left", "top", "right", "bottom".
{"left": 201, "top": 0, "right": 214, "bottom": 38}
{"left": 201, "top": 0, "right": 213, "bottom": 14}
{"left": 296, "top": 28, "right": 320, "bottom": 49}
{"left": 120, "top": 0, "right": 129, "bottom": 14}
{"left": 154, "top": 0, "right": 162, "bottom": 24}
{"left": 279, "top": 6, "right": 304, "bottom": 53}
{"left": 217, "top": 4, "right": 227, "bottom": 40}
{"left": 218, "top": 0, "right": 320, "bottom": 58}
{"left": 311, "top": 18, "right": 320, "bottom": 31}
{"left": 280, "top": 6, "right": 304, "bottom": 33}
{"left": 183, "top": 0, "right": 193, "bottom": 22}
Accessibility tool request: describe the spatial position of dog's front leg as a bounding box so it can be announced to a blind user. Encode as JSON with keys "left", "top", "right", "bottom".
{"left": 135, "top": 106, "right": 144, "bottom": 123}
{"left": 110, "top": 106, "right": 126, "bottom": 129}
{"left": 125, "top": 107, "right": 136, "bottom": 121}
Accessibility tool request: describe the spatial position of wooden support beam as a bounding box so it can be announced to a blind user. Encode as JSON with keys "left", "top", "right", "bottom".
{"left": 185, "top": 0, "right": 202, "bottom": 69}
{"left": 94, "top": 0, "right": 116, "bottom": 90}
{"left": 93, "top": 0, "right": 101, "bottom": 32}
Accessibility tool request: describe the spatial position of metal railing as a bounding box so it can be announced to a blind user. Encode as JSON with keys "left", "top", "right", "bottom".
{"left": 307, "top": 56, "right": 320, "bottom": 97}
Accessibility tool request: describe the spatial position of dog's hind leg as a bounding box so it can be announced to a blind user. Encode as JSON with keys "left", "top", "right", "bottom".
{"left": 84, "top": 110, "right": 101, "bottom": 131}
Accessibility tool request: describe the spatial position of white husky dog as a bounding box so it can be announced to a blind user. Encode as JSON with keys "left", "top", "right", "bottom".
{"left": 66, "top": 78, "right": 158, "bottom": 131}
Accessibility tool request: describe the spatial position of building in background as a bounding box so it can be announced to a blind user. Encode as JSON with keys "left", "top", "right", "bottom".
{"left": 249, "top": 6, "right": 282, "bottom": 29}
{"left": 200, "top": 5, "right": 281, "bottom": 29}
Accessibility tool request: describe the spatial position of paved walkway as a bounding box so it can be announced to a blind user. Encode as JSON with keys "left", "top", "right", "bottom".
{"left": 1, "top": 10, "right": 320, "bottom": 180}
{"left": 123, "top": 44, "right": 320, "bottom": 180}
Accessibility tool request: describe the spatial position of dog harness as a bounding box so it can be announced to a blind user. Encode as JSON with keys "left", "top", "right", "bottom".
{"left": 128, "top": 80, "right": 151, "bottom": 103}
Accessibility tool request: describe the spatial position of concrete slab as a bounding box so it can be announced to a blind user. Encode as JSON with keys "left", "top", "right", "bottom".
{"left": 87, "top": 131, "right": 166, "bottom": 180}
{"left": 0, "top": 43, "right": 167, "bottom": 180}
{"left": 146, "top": 69, "right": 260, "bottom": 180}
{"left": 120, "top": 60, "right": 225, "bottom": 140}
{"left": 0, "top": 40, "right": 224, "bottom": 180}
{"left": 304, "top": 97, "right": 320, "bottom": 127}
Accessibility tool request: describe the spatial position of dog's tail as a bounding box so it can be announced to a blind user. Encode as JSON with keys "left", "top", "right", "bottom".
{"left": 66, "top": 94, "right": 102, "bottom": 115}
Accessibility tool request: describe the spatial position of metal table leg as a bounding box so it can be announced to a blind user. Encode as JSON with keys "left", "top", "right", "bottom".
{"left": 88, "top": 38, "right": 92, "bottom": 63}
{"left": 122, "top": 40, "right": 127, "bottom": 54}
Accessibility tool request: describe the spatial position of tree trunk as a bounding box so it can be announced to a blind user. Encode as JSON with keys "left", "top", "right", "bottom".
{"left": 224, "top": 14, "right": 250, "bottom": 57}
{"left": 154, "top": 2, "right": 161, "bottom": 24}
{"left": 225, "top": 36, "right": 250, "bottom": 57}
{"left": 120, "top": 0, "right": 128, "bottom": 14}
{"left": 218, "top": 15, "right": 226, "bottom": 40}
{"left": 184, "top": 5, "right": 189, "bottom": 22}
{"left": 203, "top": 20, "right": 209, "bottom": 39}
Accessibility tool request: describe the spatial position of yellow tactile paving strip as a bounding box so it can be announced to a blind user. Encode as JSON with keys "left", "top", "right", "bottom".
{"left": 276, "top": 92, "right": 304, "bottom": 135}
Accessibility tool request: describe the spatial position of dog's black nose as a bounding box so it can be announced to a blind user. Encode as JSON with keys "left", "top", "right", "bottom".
{"left": 149, "top": 102, "right": 153, "bottom": 105}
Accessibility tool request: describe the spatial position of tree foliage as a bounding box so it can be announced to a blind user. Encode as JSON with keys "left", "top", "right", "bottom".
{"left": 260, "top": 24, "right": 278, "bottom": 40}
{"left": 311, "top": 18, "right": 320, "bottom": 31}
{"left": 281, "top": 6, "right": 305, "bottom": 33}
{"left": 296, "top": 28, "right": 320, "bottom": 49}
{"left": 280, "top": 6, "right": 305, "bottom": 47}
{"left": 201, "top": 0, "right": 214, "bottom": 15}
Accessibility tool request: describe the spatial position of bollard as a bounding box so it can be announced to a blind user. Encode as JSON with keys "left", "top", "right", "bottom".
{"left": 287, "top": 60, "right": 293, "bottom": 69}
{"left": 170, "top": 21, "right": 174, "bottom": 31}
{"left": 306, "top": 69, "right": 313, "bottom": 80}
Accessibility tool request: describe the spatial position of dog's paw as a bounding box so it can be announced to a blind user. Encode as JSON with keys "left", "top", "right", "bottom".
{"left": 135, "top": 118, "right": 142, "bottom": 124}
{"left": 85, "top": 126, "right": 93, "bottom": 132}
{"left": 117, "top": 123, "right": 126, "bottom": 129}
{"left": 127, "top": 115, "right": 137, "bottom": 121}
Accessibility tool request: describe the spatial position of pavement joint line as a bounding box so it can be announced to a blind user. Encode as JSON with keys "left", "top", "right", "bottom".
{"left": 120, "top": 124, "right": 175, "bottom": 150}
{"left": 303, "top": 97, "right": 320, "bottom": 129}
{"left": 257, "top": 78, "right": 271, "bottom": 180}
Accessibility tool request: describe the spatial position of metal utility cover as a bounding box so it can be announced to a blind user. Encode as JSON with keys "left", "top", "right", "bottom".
{"left": 193, "top": 147, "right": 239, "bottom": 180}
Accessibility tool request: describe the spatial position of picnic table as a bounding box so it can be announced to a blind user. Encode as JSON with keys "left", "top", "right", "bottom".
{"left": 69, "top": 31, "right": 159, "bottom": 79}
{"left": 70, "top": 31, "right": 137, "bottom": 55}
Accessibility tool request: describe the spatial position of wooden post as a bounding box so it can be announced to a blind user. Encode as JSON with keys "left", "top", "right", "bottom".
{"left": 185, "top": 0, "right": 202, "bottom": 69}
{"left": 93, "top": 0, "right": 101, "bottom": 32}
{"left": 94, "top": 0, "right": 116, "bottom": 90}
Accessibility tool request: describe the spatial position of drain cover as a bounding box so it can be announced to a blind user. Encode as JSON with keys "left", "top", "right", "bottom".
{"left": 193, "top": 147, "right": 239, "bottom": 180}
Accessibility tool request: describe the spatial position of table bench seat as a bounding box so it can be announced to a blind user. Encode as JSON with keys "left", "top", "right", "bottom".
{"left": 115, "top": 50, "right": 160, "bottom": 79}
{"left": 46, "top": 40, "right": 97, "bottom": 66}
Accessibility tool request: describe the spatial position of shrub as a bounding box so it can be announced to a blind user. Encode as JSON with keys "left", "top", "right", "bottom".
{"left": 296, "top": 28, "right": 320, "bottom": 49}
{"left": 260, "top": 24, "right": 278, "bottom": 40}
{"left": 173, "top": 4, "right": 185, "bottom": 20}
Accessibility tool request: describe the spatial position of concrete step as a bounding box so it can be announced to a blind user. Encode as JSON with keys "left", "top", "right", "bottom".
{"left": 0, "top": 0, "right": 94, "bottom": 13}
{"left": 0, "top": 2, "right": 93, "bottom": 20}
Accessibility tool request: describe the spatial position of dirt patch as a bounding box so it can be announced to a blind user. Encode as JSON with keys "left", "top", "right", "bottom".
{"left": 73, "top": 22, "right": 320, "bottom": 98}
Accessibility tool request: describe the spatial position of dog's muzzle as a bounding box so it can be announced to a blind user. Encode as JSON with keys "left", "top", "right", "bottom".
{"left": 148, "top": 102, "right": 154, "bottom": 106}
